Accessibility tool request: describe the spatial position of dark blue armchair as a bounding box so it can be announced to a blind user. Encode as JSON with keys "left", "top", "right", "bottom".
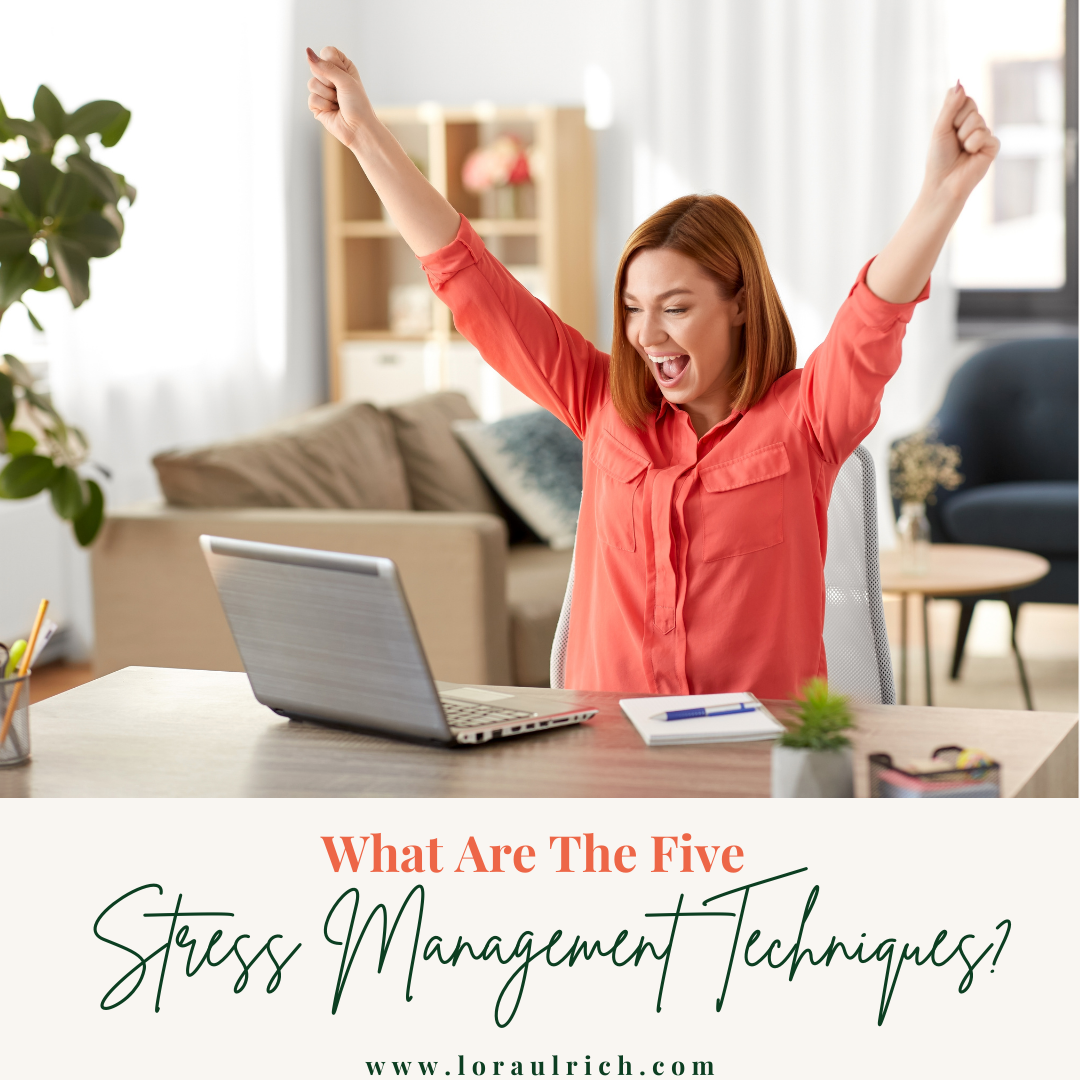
{"left": 911, "top": 337, "right": 1078, "bottom": 698}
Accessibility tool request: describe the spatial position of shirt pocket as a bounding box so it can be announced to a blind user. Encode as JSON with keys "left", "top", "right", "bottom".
{"left": 589, "top": 430, "right": 650, "bottom": 552}
{"left": 698, "top": 442, "right": 790, "bottom": 562}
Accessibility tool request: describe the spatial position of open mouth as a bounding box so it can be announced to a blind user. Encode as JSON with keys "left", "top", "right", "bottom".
{"left": 650, "top": 353, "right": 690, "bottom": 387}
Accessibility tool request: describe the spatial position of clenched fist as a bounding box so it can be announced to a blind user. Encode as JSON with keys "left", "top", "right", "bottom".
{"left": 924, "top": 82, "right": 1000, "bottom": 208}
{"left": 306, "top": 46, "right": 375, "bottom": 151}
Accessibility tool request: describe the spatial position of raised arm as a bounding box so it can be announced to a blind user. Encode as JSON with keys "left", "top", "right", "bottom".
{"left": 866, "top": 82, "right": 999, "bottom": 302}
{"left": 306, "top": 45, "right": 608, "bottom": 435}
{"left": 306, "top": 46, "right": 459, "bottom": 256}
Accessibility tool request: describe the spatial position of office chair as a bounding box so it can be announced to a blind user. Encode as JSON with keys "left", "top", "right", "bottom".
{"left": 550, "top": 445, "right": 896, "bottom": 704}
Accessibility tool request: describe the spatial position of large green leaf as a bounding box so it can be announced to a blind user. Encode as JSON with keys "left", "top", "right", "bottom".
{"left": 1, "top": 353, "right": 35, "bottom": 389}
{"left": 24, "top": 391, "right": 66, "bottom": 447}
{"left": 48, "top": 464, "right": 85, "bottom": 519}
{"left": 46, "top": 235, "right": 90, "bottom": 306}
{"left": 5, "top": 428, "right": 36, "bottom": 456}
{"left": 99, "top": 108, "right": 131, "bottom": 148}
{"left": 100, "top": 203, "right": 125, "bottom": 240}
{"left": 0, "top": 251, "right": 43, "bottom": 307}
{"left": 73, "top": 478, "right": 104, "bottom": 545}
{"left": 31, "top": 272, "right": 60, "bottom": 293}
{"left": 64, "top": 152, "right": 122, "bottom": 204}
{"left": 56, "top": 211, "right": 120, "bottom": 258}
{"left": 0, "top": 215, "right": 33, "bottom": 257}
{"left": 66, "top": 100, "right": 129, "bottom": 143}
{"left": 33, "top": 86, "right": 66, "bottom": 140}
{"left": 0, "top": 453, "right": 56, "bottom": 498}
{"left": 0, "top": 370, "right": 14, "bottom": 427}
{"left": 5, "top": 153, "right": 61, "bottom": 217}
{"left": 48, "top": 170, "right": 96, "bottom": 221}
{"left": 0, "top": 96, "right": 14, "bottom": 142}
{"left": 0, "top": 188, "right": 37, "bottom": 231}
{"left": 3, "top": 117, "right": 51, "bottom": 152}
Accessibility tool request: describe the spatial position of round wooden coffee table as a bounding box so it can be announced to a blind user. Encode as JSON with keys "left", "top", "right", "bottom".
{"left": 878, "top": 544, "right": 1050, "bottom": 707}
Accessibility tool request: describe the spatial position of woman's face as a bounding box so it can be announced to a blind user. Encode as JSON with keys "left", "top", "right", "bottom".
{"left": 623, "top": 247, "right": 746, "bottom": 432}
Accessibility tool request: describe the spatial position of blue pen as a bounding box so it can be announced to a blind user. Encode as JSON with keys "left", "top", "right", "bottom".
{"left": 651, "top": 702, "right": 758, "bottom": 722}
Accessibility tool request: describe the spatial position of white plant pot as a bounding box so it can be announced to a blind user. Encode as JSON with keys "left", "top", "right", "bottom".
{"left": 771, "top": 744, "right": 854, "bottom": 798}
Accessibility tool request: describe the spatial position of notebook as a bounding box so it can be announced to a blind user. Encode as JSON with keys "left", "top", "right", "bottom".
{"left": 619, "top": 692, "right": 784, "bottom": 746}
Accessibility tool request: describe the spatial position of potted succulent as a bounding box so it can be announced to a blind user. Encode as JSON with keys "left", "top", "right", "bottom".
{"left": 771, "top": 678, "right": 856, "bottom": 798}
{"left": 0, "top": 85, "right": 135, "bottom": 545}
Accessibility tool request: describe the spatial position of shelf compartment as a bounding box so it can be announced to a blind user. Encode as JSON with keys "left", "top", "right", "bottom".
{"left": 343, "top": 235, "right": 431, "bottom": 334}
{"left": 446, "top": 122, "right": 482, "bottom": 219}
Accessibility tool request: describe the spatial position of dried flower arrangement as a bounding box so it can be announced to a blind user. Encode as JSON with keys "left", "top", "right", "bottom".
{"left": 889, "top": 427, "right": 963, "bottom": 505}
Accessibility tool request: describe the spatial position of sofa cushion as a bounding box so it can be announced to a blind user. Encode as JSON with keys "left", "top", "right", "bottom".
{"left": 153, "top": 402, "right": 411, "bottom": 510}
{"left": 386, "top": 392, "right": 501, "bottom": 515}
{"left": 453, "top": 410, "right": 583, "bottom": 550}
{"left": 506, "top": 544, "right": 574, "bottom": 686}
{"left": 941, "top": 481, "right": 1078, "bottom": 555}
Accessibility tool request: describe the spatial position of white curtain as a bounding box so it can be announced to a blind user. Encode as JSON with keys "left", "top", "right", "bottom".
{"left": 595, "top": 0, "right": 957, "bottom": 536}
{"left": 0, "top": 0, "right": 335, "bottom": 651}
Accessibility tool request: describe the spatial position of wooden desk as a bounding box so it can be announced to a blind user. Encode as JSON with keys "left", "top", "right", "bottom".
{"left": 1, "top": 667, "right": 1074, "bottom": 798}
{"left": 879, "top": 544, "right": 1050, "bottom": 708}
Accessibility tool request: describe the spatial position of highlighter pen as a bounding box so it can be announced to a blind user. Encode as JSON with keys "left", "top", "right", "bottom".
{"left": 652, "top": 702, "right": 758, "bottom": 722}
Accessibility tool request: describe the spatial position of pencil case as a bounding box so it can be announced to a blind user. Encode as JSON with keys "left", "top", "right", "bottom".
{"left": 869, "top": 745, "right": 1000, "bottom": 798}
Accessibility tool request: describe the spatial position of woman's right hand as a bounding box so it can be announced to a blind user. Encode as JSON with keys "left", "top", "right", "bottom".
{"left": 307, "top": 46, "right": 374, "bottom": 151}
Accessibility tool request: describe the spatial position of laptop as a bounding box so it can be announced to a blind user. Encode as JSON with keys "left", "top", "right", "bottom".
{"left": 199, "top": 535, "right": 596, "bottom": 745}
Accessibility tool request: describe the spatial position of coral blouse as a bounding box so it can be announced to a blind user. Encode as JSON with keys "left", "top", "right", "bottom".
{"left": 420, "top": 216, "right": 929, "bottom": 698}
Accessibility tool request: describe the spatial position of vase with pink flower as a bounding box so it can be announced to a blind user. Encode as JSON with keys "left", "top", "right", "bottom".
{"left": 461, "top": 134, "right": 536, "bottom": 218}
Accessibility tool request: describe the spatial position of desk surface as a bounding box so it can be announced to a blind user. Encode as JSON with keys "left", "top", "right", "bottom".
{"left": 879, "top": 544, "right": 1050, "bottom": 596}
{"left": 1, "top": 667, "right": 1075, "bottom": 798}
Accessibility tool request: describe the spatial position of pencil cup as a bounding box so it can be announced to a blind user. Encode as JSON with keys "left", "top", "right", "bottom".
{"left": 0, "top": 673, "right": 31, "bottom": 767}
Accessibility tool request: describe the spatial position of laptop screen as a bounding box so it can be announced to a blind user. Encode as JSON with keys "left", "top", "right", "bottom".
{"left": 201, "top": 536, "right": 450, "bottom": 741}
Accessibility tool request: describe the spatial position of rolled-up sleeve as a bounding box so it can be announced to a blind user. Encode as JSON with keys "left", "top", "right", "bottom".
{"left": 797, "top": 259, "right": 930, "bottom": 463}
{"left": 419, "top": 215, "right": 609, "bottom": 439}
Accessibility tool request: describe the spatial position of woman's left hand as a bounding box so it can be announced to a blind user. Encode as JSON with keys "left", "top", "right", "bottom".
{"left": 866, "top": 82, "right": 1000, "bottom": 303}
{"left": 923, "top": 82, "right": 1000, "bottom": 208}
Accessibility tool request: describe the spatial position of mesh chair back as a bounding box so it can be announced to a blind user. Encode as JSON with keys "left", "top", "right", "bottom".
{"left": 549, "top": 542, "right": 575, "bottom": 691}
{"left": 823, "top": 445, "right": 895, "bottom": 704}
{"left": 550, "top": 444, "right": 895, "bottom": 703}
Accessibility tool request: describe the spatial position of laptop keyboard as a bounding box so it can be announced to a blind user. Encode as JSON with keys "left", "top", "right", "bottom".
{"left": 440, "top": 696, "right": 535, "bottom": 729}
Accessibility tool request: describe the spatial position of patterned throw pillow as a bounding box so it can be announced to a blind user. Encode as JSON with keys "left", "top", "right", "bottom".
{"left": 452, "top": 410, "right": 583, "bottom": 549}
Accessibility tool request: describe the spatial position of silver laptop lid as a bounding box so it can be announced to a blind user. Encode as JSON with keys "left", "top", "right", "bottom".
{"left": 200, "top": 535, "right": 452, "bottom": 742}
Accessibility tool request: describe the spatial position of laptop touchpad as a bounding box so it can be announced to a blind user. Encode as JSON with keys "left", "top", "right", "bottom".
{"left": 442, "top": 687, "right": 515, "bottom": 703}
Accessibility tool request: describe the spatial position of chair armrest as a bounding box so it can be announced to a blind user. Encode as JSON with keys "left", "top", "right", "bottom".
{"left": 91, "top": 503, "right": 511, "bottom": 684}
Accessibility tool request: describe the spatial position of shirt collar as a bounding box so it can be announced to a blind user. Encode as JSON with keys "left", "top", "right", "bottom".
{"left": 655, "top": 397, "right": 746, "bottom": 439}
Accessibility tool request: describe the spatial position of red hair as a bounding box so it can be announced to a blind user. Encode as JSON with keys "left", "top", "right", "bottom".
{"left": 610, "top": 194, "right": 797, "bottom": 428}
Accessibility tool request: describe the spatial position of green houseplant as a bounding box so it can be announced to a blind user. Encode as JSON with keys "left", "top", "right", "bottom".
{"left": 0, "top": 86, "right": 135, "bottom": 545}
{"left": 772, "top": 678, "right": 856, "bottom": 798}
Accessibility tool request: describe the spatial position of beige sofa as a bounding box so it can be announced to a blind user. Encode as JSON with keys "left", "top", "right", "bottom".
{"left": 91, "top": 394, "right": 574, "bottom": 686}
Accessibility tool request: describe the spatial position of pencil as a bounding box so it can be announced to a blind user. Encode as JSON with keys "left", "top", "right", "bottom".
{"left": 0, "top": 598, "right": 49, "bottom": 748}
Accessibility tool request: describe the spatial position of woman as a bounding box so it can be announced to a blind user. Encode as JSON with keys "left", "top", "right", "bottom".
{"left": 307, "top": 46, "right": 998, "bottom": 699}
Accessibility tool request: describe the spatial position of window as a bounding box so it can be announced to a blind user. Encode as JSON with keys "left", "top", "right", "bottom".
{"left": 947, "top": 0, "right": 1077, "bottom": 323}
